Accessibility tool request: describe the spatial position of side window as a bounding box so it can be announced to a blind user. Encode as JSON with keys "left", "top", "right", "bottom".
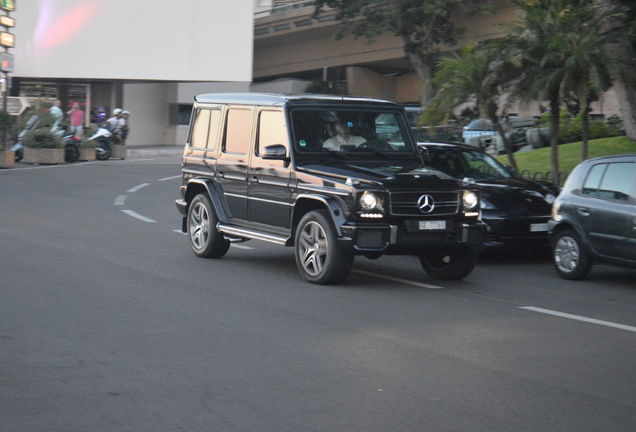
{"left": 598, "top": 162, "right": 634, "bottom": 201}
{"left": 189, "top": 109, "right": 211, "bottom": 149}
{"left": 581, "top": 163, "right": 606, "bottom": 196}
{"left": 207, "top": 109, "right": 222, "bottom": 150}
{"left": 257, "top": 110, "right": 288, "bottom": 155}
{"left": 224, "top": 108, "right": 253, "bottom": 155}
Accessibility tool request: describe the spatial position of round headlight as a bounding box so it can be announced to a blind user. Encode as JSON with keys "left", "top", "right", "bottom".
{"left": 463, "top": 191, "right": 479, "bottom": 210}
{"left": 360, "top": 191, "right": 379, "bottom": 211}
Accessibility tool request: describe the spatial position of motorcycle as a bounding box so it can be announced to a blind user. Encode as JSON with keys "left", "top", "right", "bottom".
{"left": 89, "top": 124, "right": 115, "bottom": 160}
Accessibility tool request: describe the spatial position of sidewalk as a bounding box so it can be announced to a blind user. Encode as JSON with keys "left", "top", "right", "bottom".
{"left": 125, "top": 145, "right": 183, "bottom": 157}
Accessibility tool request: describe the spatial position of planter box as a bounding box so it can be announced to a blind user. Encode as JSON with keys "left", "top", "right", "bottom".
{"left": 23, "top": 147, "right": 65, "bottom": 165}
{"left": 0, "top": 150, "right": 14, "bottom": 168}
{"left": 80, "top": 148, "right": 96, "bottom": 161}
{"left": 111, "top": 144, "right": 126, "bottom": 160}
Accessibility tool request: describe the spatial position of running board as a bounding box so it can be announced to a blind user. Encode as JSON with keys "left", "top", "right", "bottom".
{"left": 217, "top": 223, "right": 288, "bottom": 245}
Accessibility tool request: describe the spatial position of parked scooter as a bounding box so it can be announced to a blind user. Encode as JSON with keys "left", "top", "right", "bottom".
{"left": 10, "top": 114, "right": 40, "bottom": 162}
{"left": 12, "top": 118, "right": 82, "bottom": 163}
{"left": 89, "top": 124, "right": 115, "bottom": 160}
{"left": 51, "top": 123, "right": 82, "bottom": 163}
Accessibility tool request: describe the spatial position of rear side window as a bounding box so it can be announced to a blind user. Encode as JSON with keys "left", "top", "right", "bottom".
{"left": 189, "top": 108, "right": 221, "bottom": 150}
{"left": 582, "top": 162, "right": 634, "bottom": 201}
{"left": 189, "top": 109, "right": 211, "bottom": 149}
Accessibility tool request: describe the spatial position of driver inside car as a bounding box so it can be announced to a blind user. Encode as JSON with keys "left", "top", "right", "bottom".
{"left": 323, "top": 120, "right": 366, "bottom": 150}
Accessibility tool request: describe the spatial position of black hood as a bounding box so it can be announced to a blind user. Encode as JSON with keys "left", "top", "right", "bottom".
{"left": 477, "top": 177, "right": 559, "bottom": 207}
{"left": 297, "top": 158, "right": 461, "bottom": 188}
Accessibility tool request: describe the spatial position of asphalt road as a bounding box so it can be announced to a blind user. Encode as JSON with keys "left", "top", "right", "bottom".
{"left": 1, "top": 155, "right": 636, "bottom": 432}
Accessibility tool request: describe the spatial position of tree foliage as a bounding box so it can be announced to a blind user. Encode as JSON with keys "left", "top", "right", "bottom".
{"left": 422, "top": 41, "right": 522, "bottom": 170}
{"left": 312, "top": 0, "right": 492, "bottom": 103}
{"left": 507, "top": 0, "right": 627, "bottom": 174}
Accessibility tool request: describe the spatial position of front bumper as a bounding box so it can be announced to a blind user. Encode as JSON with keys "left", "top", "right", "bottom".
{"left": 340, "top": 220, "right": 486, "bottom": 254}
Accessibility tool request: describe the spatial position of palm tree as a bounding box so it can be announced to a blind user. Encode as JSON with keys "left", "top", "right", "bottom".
{"left": 509, "top": 0, "right": 627, "bottom": 173}
{"left": 422, "top": 42, "right": 521, "bottom": 171}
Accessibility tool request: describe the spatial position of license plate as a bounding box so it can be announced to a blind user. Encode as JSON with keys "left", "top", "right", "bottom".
{"left": 419, "top": 220, "right": 446, "bottom": 230}
{"left": 530, "top": 223, "right": 548, "bottom": 232}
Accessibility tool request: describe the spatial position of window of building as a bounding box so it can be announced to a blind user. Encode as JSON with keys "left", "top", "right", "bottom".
{"left": 169, "top": 104, "right": 193, "bottom": 126}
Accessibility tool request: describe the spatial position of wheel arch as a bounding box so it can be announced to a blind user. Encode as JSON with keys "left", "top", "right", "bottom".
{"left": 290, "top": 194, "right": 347, "bottom": 245}
{"left": 183, "top": 178, "right": 229, "bottom": 223}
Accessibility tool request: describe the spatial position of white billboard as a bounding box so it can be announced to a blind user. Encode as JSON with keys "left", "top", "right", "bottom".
{"left": 13, "top": 0, "right": 254, "bottom": 81}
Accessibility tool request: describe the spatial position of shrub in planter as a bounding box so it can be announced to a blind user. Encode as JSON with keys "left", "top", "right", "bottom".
{"left": 22, "top": 129, "right": 65, "bottom": 164}
{"left": 22, "top": 128, "right": 64, "bottom": 149}
{"left": 79, "top": 137, "right": 98, "bottom": 161}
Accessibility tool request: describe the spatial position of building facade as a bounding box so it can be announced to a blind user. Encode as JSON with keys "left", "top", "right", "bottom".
{"left": 11, "top": 0, "right": 254, "bottom": 146}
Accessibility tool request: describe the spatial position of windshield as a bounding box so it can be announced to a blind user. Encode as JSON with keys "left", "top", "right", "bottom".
{"left": 291, "top": 108, "right": 417, "bottom": 155}
{"left": 426, "top": 147, "right": 512, "bottom": 180}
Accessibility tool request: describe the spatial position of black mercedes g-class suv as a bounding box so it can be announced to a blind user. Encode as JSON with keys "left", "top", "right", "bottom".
{"left": 176, "top": 93, "right": 485, "bottom": 284}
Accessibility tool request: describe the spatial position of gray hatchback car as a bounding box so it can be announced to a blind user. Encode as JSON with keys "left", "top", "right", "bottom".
{"left": 548, "top": 153, "right": 636, "bottom": 280}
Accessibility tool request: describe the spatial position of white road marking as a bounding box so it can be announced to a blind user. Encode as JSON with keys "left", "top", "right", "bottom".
{"left": 114, "top": 195, "right": 127, "bottom": 205}
{"left": 353, "top": 270, "right": 443, "bottom": 289}
{"left": 520, "top": 307, "right": 636, "bottom": 333}
{"left": 159, "top": 175, "right": 181, "bottom": 181}
{"left": 121, "top": 209, "right": 156, "bottom": 223}
{"left": 127, "top": 183, "right": 151, "bottom": 193}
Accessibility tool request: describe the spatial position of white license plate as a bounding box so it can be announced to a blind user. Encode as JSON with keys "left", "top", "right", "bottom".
{"left": 419, "top": 220, "right": 446, "bottom": 230}
{"left": 530, "top": 223, "right": 548, "bottom": 232}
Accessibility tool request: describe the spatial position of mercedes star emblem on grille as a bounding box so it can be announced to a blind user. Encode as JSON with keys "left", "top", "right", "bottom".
{"left": 417, "top": 194, "right": 435, "bottom": 213}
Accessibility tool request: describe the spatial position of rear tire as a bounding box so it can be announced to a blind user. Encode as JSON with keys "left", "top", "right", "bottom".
{"left": 65, "top": 143, "right": 80, "bottom": 163}
{"left": 295, "top": 210, "right": 353, "bottom": 284}
{"left": 552, "top": 229, "right": 592, "bottom": 280}
{"left": 187, "top": 194, "right": 230, "bottom": 258}
{"left": 419, "top": 250, "right": 477, "bottom": 280}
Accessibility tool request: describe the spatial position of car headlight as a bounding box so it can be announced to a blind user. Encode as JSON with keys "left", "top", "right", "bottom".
{"left": 358, "top": 191, "right": 385, "bottom": 218}
{"left": 545, "top": 193, "right": 556, "bottom": 204}
{"left": 360, "top": 191, "right": 379, "bottom": 211}
{"left": 463, "top": 190, "right": 479, "bottom": 210}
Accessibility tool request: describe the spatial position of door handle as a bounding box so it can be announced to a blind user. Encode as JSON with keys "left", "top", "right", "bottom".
{"left": 249, "top": 176, "right": 259, "bottom": 184}
{"left": 577, "top": 207, "right": 590, "bottom": 216}
{"left": 217, "top": 172, "right": 225, "bottom": 178}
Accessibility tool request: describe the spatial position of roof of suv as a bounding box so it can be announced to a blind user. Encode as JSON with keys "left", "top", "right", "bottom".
{"left": 194, "top": 92, "right": 400, "bottom": 108}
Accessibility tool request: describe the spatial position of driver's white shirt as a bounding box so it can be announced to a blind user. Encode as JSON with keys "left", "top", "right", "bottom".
{"left": 323, "top": 134, "right": 366, "bottom": 150}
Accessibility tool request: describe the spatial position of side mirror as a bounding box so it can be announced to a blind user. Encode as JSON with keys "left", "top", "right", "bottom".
{"left": 261, "top": 144, "right": 289, "bottom": 160}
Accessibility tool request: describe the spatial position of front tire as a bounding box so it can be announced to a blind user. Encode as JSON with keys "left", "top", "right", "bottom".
{"left": 419, "top": 250, "right": 477, "bottom": 280}
{"left": 187, "top": 194, "right": 230, "bottom": 258}
{"left": 552, "top": 229, "right": 592, "bottom": 280}
{"left": 95, "top": 141, "right": 111, "bottom": 160}
{"left": 295, "top": 210, "right": 353, "bottom": 284}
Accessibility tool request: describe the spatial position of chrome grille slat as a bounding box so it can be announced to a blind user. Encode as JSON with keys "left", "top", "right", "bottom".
{"left": 390, "top": 190, "right": 460, "bottom": 216}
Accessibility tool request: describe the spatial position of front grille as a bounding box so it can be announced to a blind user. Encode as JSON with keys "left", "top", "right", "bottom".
{"left": 390, "top": 190, "right": 460, "bottom": 216}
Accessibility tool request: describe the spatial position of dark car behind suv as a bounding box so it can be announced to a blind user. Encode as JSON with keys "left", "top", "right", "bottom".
{"left": 176, "top": 93, "right": 486, "bottom": 284}
{"left": 420, "top": 142, "right": 560, "bottom": 250}
{"left": 548, "top": 154, "right": 636, "bottom": 280}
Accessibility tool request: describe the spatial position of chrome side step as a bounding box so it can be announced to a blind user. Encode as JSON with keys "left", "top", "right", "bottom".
{"left": 217, "top": 223, "right": 288, "bottom": 245}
